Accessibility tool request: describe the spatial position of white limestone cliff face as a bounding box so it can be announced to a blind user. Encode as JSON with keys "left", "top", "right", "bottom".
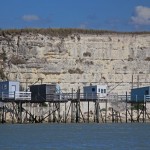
{"left": 0, "top": 30, "right": 150, "bottom": 94}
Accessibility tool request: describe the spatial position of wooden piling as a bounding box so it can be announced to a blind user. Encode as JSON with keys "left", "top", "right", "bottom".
{"left": 88, "top": 99, "right": 89, "bottom": 123}
{"left": 18, "top": 102, "right": 22, "bottom": 124}
{"left": 48, "top": 103, "right": 51, "bottom": 123}
{"left": 96, "top": 101, "right": 99, "bottom": 123}
{"left": 105, "top": 100, "right": 107, "bottom": 123}
{"left": 76, "top": 88, "right": 80, "bottom": 123}
{"left": 112, "top": 108, "right": 114, "bottom": 123}
{"left": 131, "top": 103, "right": 133, "bottom": 123}
{"left": 1, "top": 90, "right": 150, "bottom": 124}
{"left": 0, "top": 107, "right": 1, "bottom": 123}
{"left": 126, "top": 92, "right": 128, "bottom": 123}
{"left": 137, "top": 102, "right": 139, "bottom": 122}
{"left": 71, "top": 89, "right": 74, "bottom": 123}
{"left": 2, "top": 105, "right": 5, "bottom": 123}
{"left": 53, "top": 103, "right": 56, "bottom": 123}
{"left": 65, "top": 102, "right": 67, "bottom": 123}
{"left": 58, "top": 103, "right": 60, "bottom": 123}
{"left": 144, "top": 100, "right": 147, "bottom": 122}
{"left": 12, "top": 102, "right": 15, "bottom": 124}
{"left": 71, "top": 102, "right": 74, "bottom": 123}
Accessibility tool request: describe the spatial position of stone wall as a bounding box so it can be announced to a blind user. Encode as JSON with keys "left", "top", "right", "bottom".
{"left": 0, "top": 30, "right": 150, "bottom": 94}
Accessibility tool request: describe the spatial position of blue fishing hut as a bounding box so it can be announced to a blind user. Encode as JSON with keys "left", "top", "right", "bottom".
{"left": 131, "top": 86, "right": 150, "bottom": 102}
{"left": 0, "top": 81, "right": 19, "bottom": 93}
{"left": 0, "top": 81, "right": 19, "bottom": 98}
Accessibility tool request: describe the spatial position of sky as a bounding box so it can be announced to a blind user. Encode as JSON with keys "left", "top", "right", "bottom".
{"left": 0, "top": 0, "right": 150, "bottom": 31}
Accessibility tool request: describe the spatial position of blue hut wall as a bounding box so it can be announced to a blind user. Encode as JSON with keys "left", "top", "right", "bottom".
{"left": 0, "top": 81, "right": 20, "bottom": 94}
{"left": 131, "top": 86, "right": 150, "bottom": 102}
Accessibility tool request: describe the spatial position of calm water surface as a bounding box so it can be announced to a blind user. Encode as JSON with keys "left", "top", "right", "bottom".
{"left": 0, "top": 123, "right": 150, "bottom": 150}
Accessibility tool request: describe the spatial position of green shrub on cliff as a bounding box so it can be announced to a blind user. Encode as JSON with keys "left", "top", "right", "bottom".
{"left": 0, "top": 28, "right": 149, "bottom": 37}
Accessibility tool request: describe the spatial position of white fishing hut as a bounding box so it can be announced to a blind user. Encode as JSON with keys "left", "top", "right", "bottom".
{"left": 83, "top": 85, "right": 107, "bottom": 99}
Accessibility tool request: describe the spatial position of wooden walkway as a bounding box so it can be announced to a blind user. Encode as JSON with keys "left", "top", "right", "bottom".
{"left": 0, "top": 91, "right": 132, "bottom": 102}
{"left": 0, "top": 91, "right": 150, "bottom": 124}
{"left": 0, "top": 91, "right": 31, "bottom": 102}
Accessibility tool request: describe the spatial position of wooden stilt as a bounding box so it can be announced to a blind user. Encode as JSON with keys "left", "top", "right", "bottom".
{"left": 0, "top": 107, "right": 1, "bottom": 123}
{"left": 12, "top": 102, "right": 15, "bottom": 124}
{"left": 65, "top": 102, "right": 67, "bottom": 123}
{"left": 143, "top": 101, "right": 144, "bottom": 123}
{"left": 4, "top": 104, "right": 6, "bottom": 123}
{"left": 19, "top": 102, "right": 22, "bottom": 124}
{"left": 78, "top": 92, "right": 80, "bottom": 123}
{"left": 48, "top": 103, "right": 50, "bottom": 122}
{"left": 2, "top": 106, "right": 5, "bottom": 123}
{"left": 76, "top": 101, "right": 79, "bottom": 123}
{"left": 76, "top": 88, "right": 80, "bottom": 123}
{"left": 137, "top": 102, "right": 139, "bottom": 122}
{"left": 66, "top": 102, "right": 72, "bottom": 123}
{"left": 71, "top": 89, "right": 74, "bottom": 123}
{"left": 71, "top": 101, "right": 75, "bottom": 123}
{"left": 53, "top": 103, "right": 56, "bottom": 123}
{"left": 105, "top": 100, "right": 107, "bottom": 123}
{"left": 131, "top": 103, "right": 133, "bottom": 123}
{"left": 145, "top": 101, "right": 147, "bottom": 122}
{"left": 96, "top": 101, "right": 99, "bottom": 123}
{"left": 99, "top": 104, "right": 104, "bottom": 123}
{"left": 126, "top": 92, "right": 128, "bottom": 123}
{"left": 88, "top": 99, "right": 89, "bottom": 123}
{"left": 58, "top": 102, "right": 60, "bottom": 123}
{"left": 79, "top": 104, "right": 85, "bottom": 123}
{"left": 76, "top": 101, "right": 78, "bottom": 123}
{"left": 17, "top": 103, "right": 19, "bottom": 123}
{"left": 116, "top": 111, "right": 118, "bottom": 123}
{"left": 25, "top": 103, "right": 28, "bottom": 123}
{"left": 112, "top": 108, "right": 114, "bottom": 123}
{"left": 29, "top": 102, "right": 32, "bottom": 123}
{"left": 94, "top": 101, "right": 96, "bottom": 123}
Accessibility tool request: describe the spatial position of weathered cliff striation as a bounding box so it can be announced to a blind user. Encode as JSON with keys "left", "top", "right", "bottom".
{"left": 0, "top": 29, "right": 150, "bottom": 94}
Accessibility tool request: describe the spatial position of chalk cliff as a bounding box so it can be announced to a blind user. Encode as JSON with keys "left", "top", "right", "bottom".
{"left": 0, "top": 29, "right": 150, "bottom": 94}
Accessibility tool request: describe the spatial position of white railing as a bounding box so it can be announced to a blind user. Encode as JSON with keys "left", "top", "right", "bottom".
{"left": 82, "top": 93, "right": 107, "bottom": 100}
{"left": 117, "top": 95, "right": 131, "bottom": 102}
{"left": 0, "top": 91, "right": 31, "bottom": 101}
{"left": 144, "top": 95, "right": 150, "bottom": 102}
{"left": 45, "top": 93, "right": 107, "bottom": 101}
{"left": 0, "top": 92, "right": 136, "bottom": 102}
{"left": 106, "top": 94, "right": 131, "bottom": 102}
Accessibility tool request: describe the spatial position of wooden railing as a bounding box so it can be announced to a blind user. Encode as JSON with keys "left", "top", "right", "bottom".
{"left": 46, "top": 93, "right": 109, "bottom": 101}
{"left": 117, "top": 95, "right": 131, "bottom": 102}
{"left": 2, "top": 91, "right": 149, "bottom": 102}
{"left": 0, "top": 91, "right": 31, "bottom": 101}
{"left": 145, "top": 95, "right": 150, "bottom": 102}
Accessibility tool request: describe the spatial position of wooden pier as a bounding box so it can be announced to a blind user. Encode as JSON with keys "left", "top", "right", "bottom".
{"left": 0, "top": 91, "right": 150, "bottom": 124}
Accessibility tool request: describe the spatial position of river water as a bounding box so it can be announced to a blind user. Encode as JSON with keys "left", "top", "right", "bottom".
{"left": 0, "top": 123, "right": 149, "bottom": 150}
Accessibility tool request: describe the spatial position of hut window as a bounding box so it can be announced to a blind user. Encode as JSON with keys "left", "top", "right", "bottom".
{"left": 104, "top": 89, "right": 106, "bottom": 93}
{"left": 92, "top": 88, "right": 95, "bottom": 92}
{"left": 98, "top": 89, "right": 100, "bottom": 92}
{"left": 3, "top": 84, "right": 7, "bottom": 90}
{"left": 101, "top": 89, "right": 104, "bottom": 93}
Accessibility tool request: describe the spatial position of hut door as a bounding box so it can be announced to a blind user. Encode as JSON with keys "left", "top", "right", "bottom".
{"left": 145, "top": 90, "right": 148, "bottom": 95}
{"left": 11, "top": 85, "right": 16, "bottom": 92}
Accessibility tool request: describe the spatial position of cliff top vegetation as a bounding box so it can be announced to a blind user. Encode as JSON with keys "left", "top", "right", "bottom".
{"left": 0, "top": 28, "right": 150, "bottom": 37}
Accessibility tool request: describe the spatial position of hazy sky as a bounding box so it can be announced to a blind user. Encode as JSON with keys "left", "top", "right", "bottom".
{"left": 0, "top": 0, "right": 150, "bottom": 31}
